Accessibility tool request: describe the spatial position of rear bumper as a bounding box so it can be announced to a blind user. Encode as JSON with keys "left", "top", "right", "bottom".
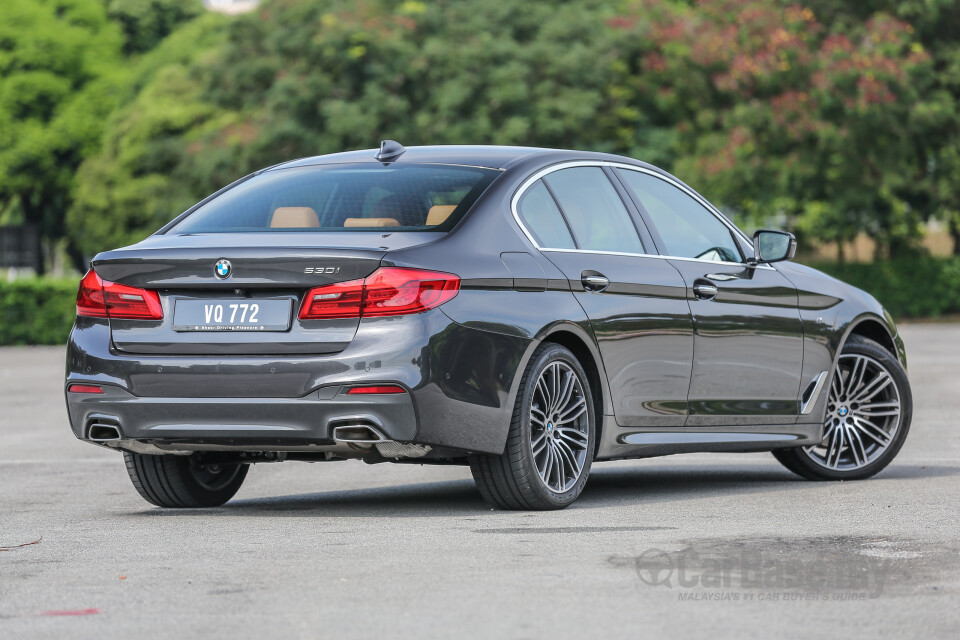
{"left": 65, "top": 310, "right": 532, "bottom": 454}
{"left": 65, "top": 383, "right": 417, "bottom": 446}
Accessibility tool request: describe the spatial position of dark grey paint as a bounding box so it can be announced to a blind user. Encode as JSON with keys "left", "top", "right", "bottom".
{"left": 543, "top": 251, "right": 693, "bottom": 427}
{"left": 667, "top": 260, "right": 804, "bottom": 426}
{"left": 66, "top": 145, "right": 906, "bottom": 463}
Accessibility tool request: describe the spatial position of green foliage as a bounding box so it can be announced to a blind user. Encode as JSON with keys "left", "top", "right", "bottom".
{"left": 6, "top": 0, "right": 960, "bottom": 273}
{"left": 68, "top": 0, "right": 632, "bottom": 256}
{"left": 67, "top": 13, "right": 231, "bottom": 255}
{"left": 0, "top": 277, "right": 78, "bottom": 345}
{"left": 812, "top": 256, "right": 960, "bottom": 318}
{"left": 609, "top": 0, "right": 934, "bottom": 257}
{"left": 0, "top": 0, "right": 126, "bottom": 266}
{"left": 107, "top": 0, "right": 202, "bottom": 54}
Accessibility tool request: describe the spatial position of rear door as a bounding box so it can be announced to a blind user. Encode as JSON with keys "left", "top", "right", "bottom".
{"left": 515, "top": 165, "right": 693, "bottom": 427}
{"left": 614, "top": 167, "right": 804, "bottom": 426}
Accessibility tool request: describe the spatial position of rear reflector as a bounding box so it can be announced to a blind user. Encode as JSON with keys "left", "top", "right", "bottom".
{"left": 299, "top": 267, "right": 459, "bottom": 320}
{"left": 76, "top": 270, "right": 163, "bottom": 320}
{"left": 346, "top": 385, "right": 406, "bottom": 395}
{"left": 68, "top": 384, "right": 103, "bottom": 394}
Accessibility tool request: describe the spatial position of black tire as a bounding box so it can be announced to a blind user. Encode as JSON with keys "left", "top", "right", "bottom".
{"left": 773, "top": 335, "right": 912, "bottom": 481}
{"left": 123, "top": 452, "right": 249, "bottom": 508}
{"left": 469, "top": 343, "right": 595, "bottom": 510}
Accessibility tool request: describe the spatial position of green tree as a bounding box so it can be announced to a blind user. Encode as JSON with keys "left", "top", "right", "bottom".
{"left": 0, "top": 0, "right": 125, "bottom": 272}
{"left": 68, "top": 14, "right": 232, "bottom": 257}
{"left": 69, "top": 0, "right": 632, "bottom": 256}
{"left": 66, "top": 0, "right": 959, "bottom": 263}
{"left": 107, "top": 0, "right": 203, "bottom": 55}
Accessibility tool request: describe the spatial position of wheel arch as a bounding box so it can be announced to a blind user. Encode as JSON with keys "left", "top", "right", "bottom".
{"left": 799, "top": 312, "right": 903, "bottom": 429}
{"left": 846, "top": 317, "right": 896, "bottom": 356}
{"left": 534, "top": 323, "right": 611, "bottom": 458}
{"left": 841, "top": 313, "right": 905, "bottom": 368}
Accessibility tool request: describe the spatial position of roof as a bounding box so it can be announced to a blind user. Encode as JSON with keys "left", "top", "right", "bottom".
{"left": 267, "top": 145, "right": 615, "bottom": 171}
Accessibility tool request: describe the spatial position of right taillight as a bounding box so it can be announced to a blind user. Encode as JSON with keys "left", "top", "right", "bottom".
{"left": 298, "top": 267, "right": 460, "bottom": 320}
{"left": 76, "top": 270, "right": 164, "bottom": 320}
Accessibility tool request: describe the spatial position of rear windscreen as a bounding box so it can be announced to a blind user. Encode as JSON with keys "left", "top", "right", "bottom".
{"left": 166, "top": 163, "right": 500, "bottom": 234}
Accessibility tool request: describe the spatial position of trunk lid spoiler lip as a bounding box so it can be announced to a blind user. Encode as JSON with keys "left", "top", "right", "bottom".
{"left": 91, "top": 246, "right": 387, "bottom": 289}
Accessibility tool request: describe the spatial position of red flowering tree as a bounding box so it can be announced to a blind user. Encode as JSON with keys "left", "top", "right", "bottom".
{"left": 607, "top": 0, "right": 932, "bottom": 258}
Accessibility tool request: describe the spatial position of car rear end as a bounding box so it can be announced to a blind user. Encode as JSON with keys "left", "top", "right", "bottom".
{"left": 65, "top": 161, "right": 501, "bottom": 460}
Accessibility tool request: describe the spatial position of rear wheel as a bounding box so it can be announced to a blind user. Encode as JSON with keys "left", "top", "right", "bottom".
{"left": 470, "top": 343, "right": 595, "bottom": 510}
{"left": 124, "top": 452, "right": 248, "bottom": 508}
{"left": 774, "top": 335, "right": 912, "bottom": 480}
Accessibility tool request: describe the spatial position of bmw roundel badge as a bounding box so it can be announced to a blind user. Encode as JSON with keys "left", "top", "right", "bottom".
{"left": 214, "top": 259, "right": 232, "bottom": 279}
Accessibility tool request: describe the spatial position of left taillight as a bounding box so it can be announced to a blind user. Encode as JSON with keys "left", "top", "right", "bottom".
{"left": 299, "top": 267, "right": 460, "bottom": 320}
{"left": 76, "top": 270, "right": 163, "bottom": 320}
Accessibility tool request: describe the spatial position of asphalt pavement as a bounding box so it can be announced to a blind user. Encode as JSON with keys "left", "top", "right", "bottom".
{"left": 1, "top": 324, "right": 958, "bottom": 638}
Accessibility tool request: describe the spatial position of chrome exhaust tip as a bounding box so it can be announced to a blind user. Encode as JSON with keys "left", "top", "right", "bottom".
{"left": 332, "top": 424, "right": 387, "bottom": 443}
{"left": 88, "top": 422, "right": 122, "bottom": 441}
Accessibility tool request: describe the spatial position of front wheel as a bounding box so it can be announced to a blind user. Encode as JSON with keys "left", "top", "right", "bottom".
{"left": 469, "top": 343, "right": 595, "bottom": 510}
{"left": 124, "top": 452, "right": 249, "bottom": 508}
{"left": 774, "top": 335, "right": 912, "bottom": 481}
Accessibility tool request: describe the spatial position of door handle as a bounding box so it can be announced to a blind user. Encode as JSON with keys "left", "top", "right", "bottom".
{"left": 692, "top": 281, "right": 719, "bottom": 300}
{"left": 581, "top": 273, "right": 610, "bottom": 292}
{"left": 705, "top": 273, "right": 739, "bottom": 282}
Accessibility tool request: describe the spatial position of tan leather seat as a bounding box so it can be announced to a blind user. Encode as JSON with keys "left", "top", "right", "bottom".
{"left": 270, "top": 206, "right": 319, "bottom": 228}
{"left": 343, "top": 217, "right": 401, "bottom": 228}
{"left": 426, "top": 205, "right": 456, "bottom": 226}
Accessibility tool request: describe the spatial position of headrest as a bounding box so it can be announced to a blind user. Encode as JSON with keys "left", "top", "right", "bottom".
{"left": 270, "top": 207, "right": 319, "bottom": 228}
{"left": 343, "top": 217, "right": 401, "bottom": 228}
{"left": 426, "top": 205, "right": 457, "bottom": 226}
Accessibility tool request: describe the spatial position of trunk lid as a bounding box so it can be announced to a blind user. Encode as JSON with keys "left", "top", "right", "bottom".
{"left": 92, "top": 232, "right": 438, "bottom": 355}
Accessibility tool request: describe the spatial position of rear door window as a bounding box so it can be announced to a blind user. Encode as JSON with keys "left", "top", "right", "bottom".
{"left": 515, "top": 180, "right": 576, "bottom": 249}
{"left": 542, "top": 167, "right": 645, "bottom": 254}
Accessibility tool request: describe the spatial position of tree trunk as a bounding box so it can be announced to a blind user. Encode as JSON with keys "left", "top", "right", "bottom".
{"left": 18, "top": 194, "right": 46, "bottom": 275}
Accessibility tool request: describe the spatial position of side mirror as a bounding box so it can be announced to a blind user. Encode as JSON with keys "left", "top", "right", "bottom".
{"left": 749, "top": 229, "right": 797, "bottom": 265}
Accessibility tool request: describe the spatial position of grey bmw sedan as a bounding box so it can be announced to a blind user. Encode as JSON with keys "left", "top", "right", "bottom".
{"left": 65, "top": 142, "right": 912, "bottom": 510}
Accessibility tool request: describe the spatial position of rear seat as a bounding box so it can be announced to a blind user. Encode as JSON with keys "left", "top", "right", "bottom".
{"left": 269, "top": 204, "right": 456, "bottom": 229}
{"left": 343, "top": 217, "right": 401, "bottom": 227}
{"left": 270, "top": 207, "right": 319, "bottom": 228}
{"left": 426, "top": 205, "right": 456, "bottom": 226}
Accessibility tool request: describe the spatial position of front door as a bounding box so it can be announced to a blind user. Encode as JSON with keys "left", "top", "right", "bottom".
{"left": 614, "top": 167, "right": 804, "bottom": 426}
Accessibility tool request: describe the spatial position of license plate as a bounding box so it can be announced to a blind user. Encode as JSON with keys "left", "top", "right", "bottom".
{"left": 172, "top": 299, "right": 292, "bottom": 332}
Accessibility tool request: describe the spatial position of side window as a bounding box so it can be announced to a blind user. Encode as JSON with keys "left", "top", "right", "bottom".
{"left": 542, "top": 167, "right": 645, "bottom": 254}
{"left": 516, "top": 180, "right": 576, "bottom": 249}
{"left": 616, "top": 169, "right": 743, "bottom": 263}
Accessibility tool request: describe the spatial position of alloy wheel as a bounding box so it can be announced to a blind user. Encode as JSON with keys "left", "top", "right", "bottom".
{"left": 529, "top": 361, "right": 590, "bottom": 492}
{"left": 802, "top": 354, "right": 902, "bottom": 471}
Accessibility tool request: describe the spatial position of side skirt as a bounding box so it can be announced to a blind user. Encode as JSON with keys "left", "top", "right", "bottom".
{"left": 595, "top": 416, "right": 822, "bottom": 461}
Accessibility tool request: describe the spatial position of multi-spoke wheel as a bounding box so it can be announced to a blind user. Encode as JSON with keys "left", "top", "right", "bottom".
{"left": 529, "top": 361, "right": 590, "bottom": 492}
{"left": 469, "top": 343, "right": 595, "bottom": 510}
{"left": 774, "top": 335, "right": 912, "bottom": 481}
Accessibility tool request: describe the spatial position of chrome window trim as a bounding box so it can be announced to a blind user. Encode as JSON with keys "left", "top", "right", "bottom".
{"left": 510, "top": 160, "right": 775, "bottom": 270}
